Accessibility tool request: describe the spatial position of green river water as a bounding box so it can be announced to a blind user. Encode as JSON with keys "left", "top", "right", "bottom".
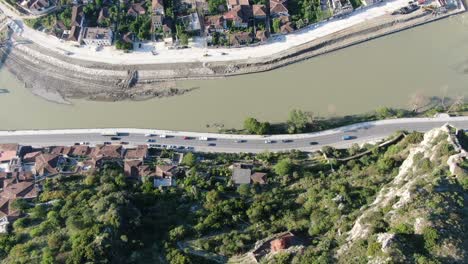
{"left": 0, "top": 14, "right": 467, "bottom": 131}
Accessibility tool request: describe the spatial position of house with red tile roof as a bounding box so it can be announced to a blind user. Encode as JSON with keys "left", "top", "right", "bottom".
{"left": 127, "top": 2, "right": 146, "bottom": 17}
{"left": 224, "top": 5, "right": 252, "bottom": 28}
{"left": 152, "top": 0, "right": 165, "bottom": 15}
{"left": 22, "top": 151, "right": 42, "bottom": 163}
{"left": 0, "top": 144, "right": 19, "bottom": 163}
{"left": 270, "top": 0, "right": 289, "bottom": 17}
{"left": 252, "top": 4, "right": 266, "bottom": 19}
{"left": 155, "top": 165, "right": 177, "bottom": 177}
{"left": 34, "top": 153, "right": 62, "bottom": 176}
{"left": 124, "top": 145, "right": 148, "bottom": 160}
{"left": 227, "top": 0, "right": 250, "bottom": 10}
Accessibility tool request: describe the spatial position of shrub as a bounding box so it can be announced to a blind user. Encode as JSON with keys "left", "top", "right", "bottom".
{"left": 422, "top": 227, "right": 439, "bottom": 251}
{"left": 391, "top": 223, "right": 414, "bottom": 235}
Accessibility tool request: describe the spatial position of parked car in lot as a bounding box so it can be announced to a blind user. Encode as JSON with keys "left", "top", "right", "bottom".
{"left": 187, "top": 146, "right": 195, "bottom": 150}
{"left": 103, "top": 142, "right": 111, "bottom": 145}
{"left": 110, "top": 137, "right": 121, "bottom": 141}
{"left": 80, "top": 142, "right": 90, "bottom": 145}
{"left": 342, "top": 135, "right": 355, "bottom": 140}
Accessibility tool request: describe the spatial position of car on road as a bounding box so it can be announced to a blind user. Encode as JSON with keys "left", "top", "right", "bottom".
{"left": 144, "top": 133, "right": 154, "bottom": 137}
{"left": 309, "top": 141, "right": 318, "bottom": 145}
{"left": 159, "top": 134, "right": 167, "bottom": 138}
{"left": 282, "top": 139, "right": 293, "bottom": 143}
{"left": 342, "top": 135, "right": 355, "bottom": 140}
{"left": 120, "top": 142, "right": 129, "bottom": 145}
{"left": 183, "top": 136, "right": 193, "bottom": 140}
{"left": 208, "top": 143, "right": 216, "bottom": 146}
{"left": 80, "top": 142, "right": 90, "bottom": 145}
{"left": 234, "top": 140, "right": 246, "bottom": 143}
{"left": 146, "top": 139, "right": 156, "bottom": 143}
{"left": 265, "top": 140, "right": 276, "bottom": 144}
{"left": 103, "top": 142, "right": 111, "bottom": 145}
{"left": 110, "top": 137, "right": 121, "bottom": 141}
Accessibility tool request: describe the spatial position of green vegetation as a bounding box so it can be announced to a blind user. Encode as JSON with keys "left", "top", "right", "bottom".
{"left": 243, "top": 117, "right": 271, "bottom": 135}
{"left": 225, "top": 102, "right": 468, "bottom": 135}
{"left": 0, "top": 128, "right": 466, "bottom": 263}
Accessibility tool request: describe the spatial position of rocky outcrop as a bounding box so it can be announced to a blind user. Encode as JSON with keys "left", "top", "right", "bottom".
{"left": 337, "top": 125, "right": 467, "bottom": 263}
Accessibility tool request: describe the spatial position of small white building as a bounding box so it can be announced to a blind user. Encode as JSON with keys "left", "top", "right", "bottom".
{"left": 82, "top": 27, "right": 113, "bottom": 46}
{"left": 0, "top": 216, "right": 9, "bottom": 233}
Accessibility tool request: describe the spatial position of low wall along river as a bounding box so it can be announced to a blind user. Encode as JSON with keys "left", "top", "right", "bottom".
{"left": 0, "top": 13, "right": 468, "bottom": 132}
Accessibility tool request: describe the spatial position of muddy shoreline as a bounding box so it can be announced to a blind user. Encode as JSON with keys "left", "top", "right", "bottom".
{"left": 0, "top": 6, "right": 465, "bottom": 104}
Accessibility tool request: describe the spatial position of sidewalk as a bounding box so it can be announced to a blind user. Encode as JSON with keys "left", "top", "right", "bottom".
{"left": 0, "top": 0, "right": 415, "bottom": 65}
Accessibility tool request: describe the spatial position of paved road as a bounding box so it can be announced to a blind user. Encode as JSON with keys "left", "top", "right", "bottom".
{"left": 0, "top": 117, "right": 467, "bottom": 153}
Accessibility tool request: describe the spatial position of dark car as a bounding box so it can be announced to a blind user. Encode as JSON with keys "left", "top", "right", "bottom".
{"left": 103, "top": 142, "right": 111, "bottom": 145}
{"left": 309, "top": 141, "right": 318, "bottom": 145}
{"left": 342, "top": 135, "right": 356, "bottom": 140}
{"left": 110, "top": 137, "right": 121, "bottom": 140}
{"left": 208, "top": 143, "right": 216, "bottom": 147}
{"left": 282, "top": 139, "right": 293, "bottom": 143}
{"left": 120, "top": 142, "right": 129, "bottom": 145}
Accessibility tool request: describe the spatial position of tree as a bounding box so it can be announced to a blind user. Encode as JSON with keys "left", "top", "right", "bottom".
{"left": 237, "top": 184, "right": 250, "bottom": 197}
{"left": 208, "top": 0, "right": 226, "bottom": 13}
{"left": 10, "top": 199, "right": 30, "bottom": 212}
{"left": 243, "top": 117, "right": 270, "bottom": 135}
{"left": 375, "top": 107, "right": 394, "bottom": 119}
{"left": 272, "top": 18, "right": 281, "bottom": 33}
{"left": 182, "top": 152, "right": 196, "bottom": 167}
{"left": 274, "top": 158, "right": 293, "bottom": 176}
{"left": 408, "top": 91, "right": 429, "bottom": 112}
{"left": 179, "top": 33, "right": 189, "bottom": 46}
{"left": 41, "top": 248, "right": 54, "bottom": 264}
{"left": 422, "top": 227, "right": 439, "bottom": 251}
{"left": 287, "top": 109, "right": 310, "bottom": 133}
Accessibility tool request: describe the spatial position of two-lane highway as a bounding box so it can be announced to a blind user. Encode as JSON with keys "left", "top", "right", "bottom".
{"left": 0, "top": 117, "right": 467, "bottom": 153}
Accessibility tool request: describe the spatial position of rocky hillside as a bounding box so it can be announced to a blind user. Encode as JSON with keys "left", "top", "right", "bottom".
{"left": 337, "top": 125, "right": 468, "bottom": 263}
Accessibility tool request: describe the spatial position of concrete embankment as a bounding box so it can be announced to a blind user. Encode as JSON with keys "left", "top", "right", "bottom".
{"left": 0, "top": 5, "right": 465, "bottom": 103}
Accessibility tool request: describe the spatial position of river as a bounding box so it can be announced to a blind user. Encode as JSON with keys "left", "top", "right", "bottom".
{"left": 0, "top": 14, "right": 467, "bottom": 132}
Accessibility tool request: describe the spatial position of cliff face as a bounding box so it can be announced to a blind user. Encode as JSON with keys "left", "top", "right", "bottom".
{"left": 337, "top": 125, "right": 468, "bottom": 263}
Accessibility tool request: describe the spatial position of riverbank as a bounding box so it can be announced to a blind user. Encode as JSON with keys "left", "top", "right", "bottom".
{"left": 0, "top": 1, "right": 465, "bottom": 103}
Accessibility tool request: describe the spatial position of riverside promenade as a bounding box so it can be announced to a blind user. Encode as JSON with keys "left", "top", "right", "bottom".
{"left": 0, "top": 117, "right": 467, "bottom": 153}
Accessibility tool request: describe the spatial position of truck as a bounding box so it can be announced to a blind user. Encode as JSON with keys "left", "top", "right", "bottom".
{"left": 198, "top": 136, "right": 209, "bottom": 141}
{"left": 101, "top": 131, "right": 119, "bottom": 136}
